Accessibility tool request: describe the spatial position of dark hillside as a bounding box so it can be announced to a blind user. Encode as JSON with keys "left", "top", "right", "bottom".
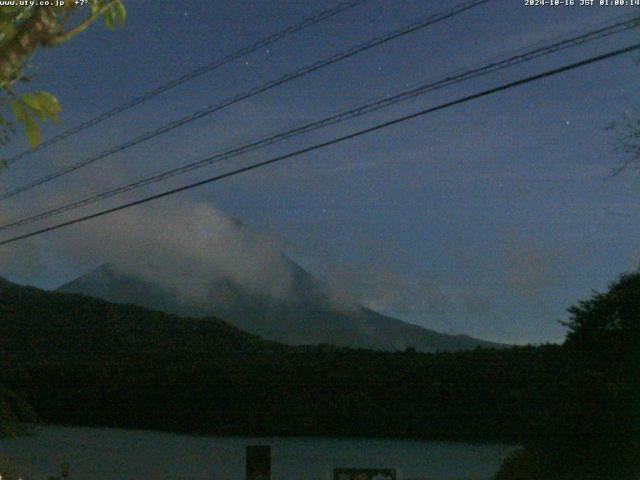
{"left": 0, "top": 276, "right": 281, "bottom": 364}
{"left": 0, "top": 277, "right": 564, "bottom": 441}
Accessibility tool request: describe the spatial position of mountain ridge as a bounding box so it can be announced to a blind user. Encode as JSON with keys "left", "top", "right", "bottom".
{"left": 58, "top": 262, "right": 507, "bottom": 352}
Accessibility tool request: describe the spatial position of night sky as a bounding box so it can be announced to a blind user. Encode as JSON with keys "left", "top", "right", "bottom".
{"left": 1, "top": 0, "right": 639, "bottom": 344}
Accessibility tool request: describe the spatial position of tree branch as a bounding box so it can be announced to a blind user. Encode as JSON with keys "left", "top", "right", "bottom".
{"left": 44, "top": 0, "right": 117, "bottom": 47}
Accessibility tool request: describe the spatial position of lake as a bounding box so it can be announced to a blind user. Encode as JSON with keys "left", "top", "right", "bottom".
{"left": 0, "top": 425, "right": 517, "bottom": 480}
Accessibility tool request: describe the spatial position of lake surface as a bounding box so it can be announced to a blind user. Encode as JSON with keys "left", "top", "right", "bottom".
{"left": 0, "top": 425, "right": 516, "bottom": 480}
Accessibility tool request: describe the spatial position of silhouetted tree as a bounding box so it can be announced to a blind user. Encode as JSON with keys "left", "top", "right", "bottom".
{"left": 563, "top": 271, "right": 640, "bottom": 370}
{"left": 495, "top": 271, "right": 640, "bottom": 480}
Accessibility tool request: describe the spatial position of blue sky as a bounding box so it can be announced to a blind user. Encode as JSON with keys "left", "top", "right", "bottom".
{"left": 0, "top": 0, "right": 639, "bottom": 344}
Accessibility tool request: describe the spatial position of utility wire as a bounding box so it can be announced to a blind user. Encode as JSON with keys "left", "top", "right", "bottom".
{"left": 0, "top": 0, "right": 490, "bottom": 202}
{"left": 1, "top": 42, "right": 638, "bottom": 247}
{"left": 0, "top": 15, "right": 637, "bottom": 232}
{"left": 1, "top": 0, "right": 371, "bottom": 167}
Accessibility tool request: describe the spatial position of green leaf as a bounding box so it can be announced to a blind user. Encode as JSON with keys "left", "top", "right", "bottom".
{"left": 11, "top": 100, "right": 42, "bottom": 148}
{"left": 115, "top": 0, "right": 127, "bottom": 27}
{"left": 17, "top": 92, "right": 62, "bottom": 124}
{"left": 114, "top": 0, "right": 126, "bottom": 26}
{"left": 20, "top": 93, "right": 40, "bottom": 111}
{"left": 101, "top": 1, "right": 126, "bottom": 30}
{"left": 21, "top": 93, "right": 47, "bottom": 121}
{"left": 103, "top": 9, "right": 116, "bottom": 30}
{"left": 23, "top": 114, "right": 40, "bottom": 148}
{"left": 36, "top": 92, "right": 61, "bottom": 113}
{"left": 34, "top": 91, "right": 61, "bottom": 121}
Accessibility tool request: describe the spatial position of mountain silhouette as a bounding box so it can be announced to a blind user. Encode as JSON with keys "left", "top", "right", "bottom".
{"left": 59, "top": 261, "right": 505, "bottom": 352}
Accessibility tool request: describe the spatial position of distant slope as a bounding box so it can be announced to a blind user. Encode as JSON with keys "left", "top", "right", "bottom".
{"left": 58, "top": 263, "right": 505, "bottom": 352}
{"left": 0, "top": 276, "right": 281, "bottom": 364}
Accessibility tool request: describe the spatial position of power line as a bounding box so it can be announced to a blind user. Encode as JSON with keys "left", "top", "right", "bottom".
{"left": 1, "top": 0, "right": 371, "bottom": 167}
{"left": 1, "top": 41, "right": 638, "bottom": 247}
{"left": 0, "top": 0, "right": 490, "bottom": 203}
{"left": 1, "top": 15, "right": 637, "bottom": 232}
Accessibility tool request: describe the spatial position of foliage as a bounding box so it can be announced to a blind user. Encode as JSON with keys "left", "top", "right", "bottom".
{"left": 494, "top": 271, "right": 640, "bottom": 480}
{"left": 0, "top": 1, "right": 125, "bottom": 150}
{"left": 10, "top": 91, "right": 61, "bottom": 148}
{"left": 563, "top": 271, "right": 640, "bottom": 369}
